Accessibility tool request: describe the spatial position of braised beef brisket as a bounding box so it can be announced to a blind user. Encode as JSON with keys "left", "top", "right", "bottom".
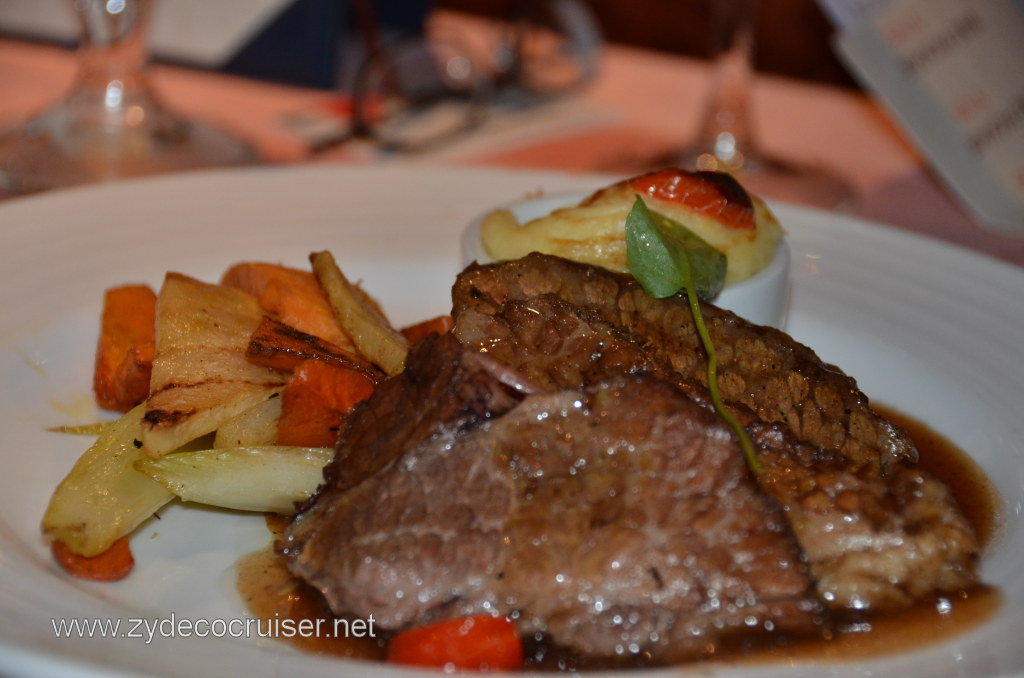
{"left": 282, "top": 333, "right": 822, "bottom": 660}
{"left": 454, "top": 254, "right": 910, "bottom": 471}
{"left": 281, "top": 253, "right": 980, "bottom": 663}
{"left": 451, "top": 254, "right": 979, "bottom": 610}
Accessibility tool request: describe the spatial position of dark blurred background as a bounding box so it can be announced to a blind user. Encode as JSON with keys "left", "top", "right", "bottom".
{"left": 436, "top": 0, "right": 859, "bottom": 88}
{"left": 213, "top": 0, "right": 858, "bottom": 91}
{"left": 0, "top": 0, "right": 857, "bottom": 90}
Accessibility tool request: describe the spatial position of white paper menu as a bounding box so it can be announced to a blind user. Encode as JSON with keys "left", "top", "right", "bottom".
{"left": 824, "top": 0, "right": 1024, "bottom": 234}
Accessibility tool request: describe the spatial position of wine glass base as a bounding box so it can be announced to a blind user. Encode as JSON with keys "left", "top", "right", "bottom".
{"left": 0, "top": 112, "right": 260, "bottom": 197}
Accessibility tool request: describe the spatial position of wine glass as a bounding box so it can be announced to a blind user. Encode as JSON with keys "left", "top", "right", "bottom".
{"left": 0, "top": 0, "right": 259, "bottom": 197}
{"left": 662, "top": 0, "right": 854, "bottom": 209}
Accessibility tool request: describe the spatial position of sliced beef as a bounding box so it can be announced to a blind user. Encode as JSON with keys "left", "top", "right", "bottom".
{"left": 281, "top": 333, "right": 521, "bottom": 629}
{"left": 454, "top": 253, "right": 914, "bottom": 472}
{"left": 280, "top": 333, "right": 823, "bottom": 661}
{"left": 452, "top": 254, "right": 979, "bottom": 611}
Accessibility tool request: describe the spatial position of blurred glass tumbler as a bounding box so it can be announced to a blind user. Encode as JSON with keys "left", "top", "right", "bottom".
{"left": 351, "top": 0, "right": 602, "bottom": 152}
{"left": 0, "top": 0, "right": 259, "bottom": 196}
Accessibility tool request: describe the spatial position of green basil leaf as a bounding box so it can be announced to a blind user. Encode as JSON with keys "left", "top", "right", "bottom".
{"left": 624, "top": 196, "right": 726, "bottom": 301}
{"left": 624, "top": 195, "right": 760, "bottom": 476}
{"left": 625, "top": 196, "right": 687, "bottom": 298}
{"left": 652, "top": 210, "right": 726, "bottom": 300}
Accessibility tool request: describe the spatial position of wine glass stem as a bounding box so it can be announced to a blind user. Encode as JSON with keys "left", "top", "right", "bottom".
{"left": 694, "top": 0, "right": 758, "bottom": 168}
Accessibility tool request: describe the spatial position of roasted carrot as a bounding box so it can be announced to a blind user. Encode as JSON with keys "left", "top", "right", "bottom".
{"left": 386, "top": 615, "right": 524, "bottom": 671}
{"left": 400, "top": 315, "right": 454, "bottom": 344}
{"left": 51, "top": 535, "right": 134, "bottom": 581}
{"left": 277, "top": 360, "right": 376, "bottom": 448}
{"left": 246, "top": 315, "right": 380, "bottom": 378}
{"left": 93, "top": 284, "right": 156, "bottom": 412}
{"left": 221, "top": 262, "right": 356, "bottom": 351}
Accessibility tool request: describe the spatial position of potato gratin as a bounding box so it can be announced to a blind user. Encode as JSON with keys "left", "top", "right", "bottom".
{"left": 481, "top": 168, "right": 783, "bottom": 287}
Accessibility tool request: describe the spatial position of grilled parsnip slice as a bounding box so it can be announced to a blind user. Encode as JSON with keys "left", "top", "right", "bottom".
{"left": 42, "top": 405, "right": 173, "bottom": 557}
{"left": 310, "top": 251, "right": 408, "bottom": 376}
{"left": 137, "top": 446, "right": 333, "bottom": 514}
{"left": 213, "top": 395, "right": 282, "bottom": 449}
{"left": 143, "top": 273, "right": 286, "bottom": 456}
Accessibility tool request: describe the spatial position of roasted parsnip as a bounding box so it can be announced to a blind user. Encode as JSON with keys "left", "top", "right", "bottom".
{"left": 42, "top": 405, "right": 173, "bottom": 557}
{"left": 137, "top": 446, "right": 333, "bottom": 514}
{"left": 143, "top": 272, "right": 286, "bottom": 456}
{"left": 310, "top": 251, "right": 408, "bottom": 376}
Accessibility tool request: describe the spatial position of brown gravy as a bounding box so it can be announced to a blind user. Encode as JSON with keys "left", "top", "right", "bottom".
{"left": 236, "top": 545, "right": 387, "bottom": 660}
{"left": 236, "top": 407, "right": 1003, "bottom": 669}
{"left": 875, "top": 404, "right": 1002, "bottom": 547}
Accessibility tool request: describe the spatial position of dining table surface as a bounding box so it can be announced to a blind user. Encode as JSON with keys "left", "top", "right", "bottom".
{"left": 2, "top": 10, "right": 1023, "bottom": 269}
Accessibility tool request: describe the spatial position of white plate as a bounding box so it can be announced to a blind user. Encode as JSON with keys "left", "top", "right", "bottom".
{"left": 0, "top": 165, "right": 1021, "bottom": 678}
